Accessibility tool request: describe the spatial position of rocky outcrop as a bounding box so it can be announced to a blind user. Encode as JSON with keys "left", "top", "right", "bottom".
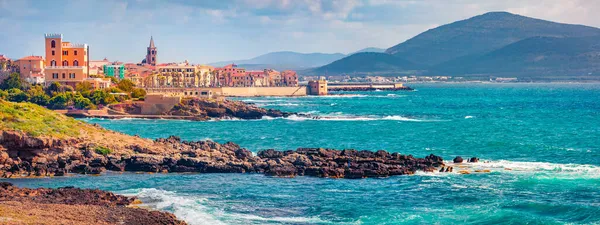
{"left": 166, "top": 98, "right": 296, "bottom": 120}
{"left": 1, "top": 131, "right": 449, "bottom": 179}
{"left": 0, "top": 182, "right": 186, "bottom": 225}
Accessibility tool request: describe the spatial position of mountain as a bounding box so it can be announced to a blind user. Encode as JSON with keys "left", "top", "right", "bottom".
{"left": 309, "top": 11, "right": 600, "bottom": 77}
{"left": 432, "top": 36, "right": 600, "bottom": 79}
{"left": 209, "top": 51, "right": 346, "bottom": 70}
{"left": 307, "top": 52, "right": 419, "bottom": 75}
{"left": 350, "top": 47, "right": 386, "bottom": 55}
{"left": 386, "top": 11, "right": 600, "bottom": 66}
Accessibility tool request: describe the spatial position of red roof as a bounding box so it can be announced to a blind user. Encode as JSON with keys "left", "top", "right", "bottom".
{"left": 0, "top": 55, "right": 10, "bottom": 61}
{"left": 18, "top": 56, "right": 43, "bottom": 61}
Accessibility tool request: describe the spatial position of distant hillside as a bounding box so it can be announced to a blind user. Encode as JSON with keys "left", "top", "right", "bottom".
{"left": 350, "top": 47, "right": 386, "bottom": 55}
{"left": 309, "top": 11, "right": 600, "bottom": 77}
{"left": 210, "top": 51, "right": 346, "bottom": 70}
{"left": 307, "top": 52, "right": 420, "bottom": 75}
{"left": 386, "top": 11, "right": 600, "bottom": 66}
{"left": 432, "top": 36, "right": 600, "bottom": 79}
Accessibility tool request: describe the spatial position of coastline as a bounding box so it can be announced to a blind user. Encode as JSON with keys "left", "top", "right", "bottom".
{"left": 0, "top": 182, "right": 186, "bottom": 224}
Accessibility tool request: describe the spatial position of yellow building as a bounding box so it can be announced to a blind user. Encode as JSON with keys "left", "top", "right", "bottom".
{"left": 44, "top": 33, "right": 88, "bottom": 87}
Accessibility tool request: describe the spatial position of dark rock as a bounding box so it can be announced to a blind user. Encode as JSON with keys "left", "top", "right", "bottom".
{"left": 453, "top": 156, "right": 464, "bottom": 163}
{"left": 468, "top": 157, "right": 479, "bottom": 163}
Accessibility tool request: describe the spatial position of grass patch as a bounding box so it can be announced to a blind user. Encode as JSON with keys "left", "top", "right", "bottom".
{"left": 0, "top": 100, "right": 98, "bottom": 138}
{"left": 94, "top": 146, "right": 112, "bottom": 155}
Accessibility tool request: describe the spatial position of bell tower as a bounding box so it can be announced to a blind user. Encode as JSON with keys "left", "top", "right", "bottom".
{"left": 145, "top": 36, "right": 157, "bottom": 66}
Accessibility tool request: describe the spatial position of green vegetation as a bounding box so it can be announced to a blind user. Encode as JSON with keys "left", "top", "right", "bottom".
{"left": 95, "top": 146, "right": 112, "bottom": 155}
{"left": 0, "top": 100, "right": 95, "bottom": 138}
{"left": 0, "top": 73, "right": 147, "bottom": 109}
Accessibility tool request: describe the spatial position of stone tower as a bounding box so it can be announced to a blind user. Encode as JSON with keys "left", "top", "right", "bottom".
{"left": 145, "top": 36, "right": 157, "bottom": 66}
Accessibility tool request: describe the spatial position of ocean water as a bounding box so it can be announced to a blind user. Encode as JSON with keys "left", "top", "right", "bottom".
{"left": 7, "top": 83, "right": 600, "bottom": 224}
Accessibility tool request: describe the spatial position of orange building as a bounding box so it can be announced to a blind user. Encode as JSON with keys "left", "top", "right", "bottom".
{"left": 44, "top": 33, "right": 88, "bottom": 87}
{"left": 14, "top": 56, "right": 45, "bottom": 84}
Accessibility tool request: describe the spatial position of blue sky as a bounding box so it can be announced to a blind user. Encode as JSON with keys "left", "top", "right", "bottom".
{"left": 1, "top": 0, "right": 599, "bottom": 64}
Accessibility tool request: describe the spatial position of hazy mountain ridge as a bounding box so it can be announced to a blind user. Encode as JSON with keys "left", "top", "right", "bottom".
{"left": 209, "top": 51, "right": 346, "bottom": 70}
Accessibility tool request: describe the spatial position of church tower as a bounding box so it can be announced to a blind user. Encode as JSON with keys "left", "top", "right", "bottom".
{"left": 145, "top": 36, "right": 157, "bottom": 66}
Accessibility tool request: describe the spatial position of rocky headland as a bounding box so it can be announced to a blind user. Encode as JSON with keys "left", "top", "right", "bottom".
{"left": 0, "top": 182, "right": 186, "bottom": 225}
{"left": 108, "top": 97, "right": 299, "bottom": 121}
{"left": 0, "top": 100, "right": 451, "bottom": 179}
{"left": 166, "top": 97, "right": 297, "bottom": 120}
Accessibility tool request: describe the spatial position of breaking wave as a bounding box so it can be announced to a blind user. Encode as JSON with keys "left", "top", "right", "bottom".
{"left": 119, "top": 188, "right": 331, "bottom": 225}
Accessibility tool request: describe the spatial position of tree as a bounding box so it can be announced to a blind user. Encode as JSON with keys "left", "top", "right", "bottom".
{"left": 7, "top": 88, "right": 28, "bottom": 102}
{"left": 131, "top": 88, "right": 146, "bottom": 99}
{"left": 46, "top": 82, "right": 62, "bottom": 95}
{"left": 74, "top": 95, "right": 94, "bottom": 109}
{"left": 1, "top": 73, "right": 25, "bottom": 90}
{"left": 27, "top": 85, "right": 50, "bottom": 106}
{"left": 117, "top": 79, "right": 134, "bottom": 92}
{"left": 90, "top": 89, "right": 117, "bottom": 105}
{"left": 75, "top": 81, "right": 94, "bottom": 94}
{"left": 48, "top": 93, "right": 69, "bottom": 109}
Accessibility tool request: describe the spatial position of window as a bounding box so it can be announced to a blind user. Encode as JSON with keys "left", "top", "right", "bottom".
{"left": 73, "top": 60, "right": 79, "bottom": 66}
{"left": 50, "top": 60, "right": 56, "bottom": 66}
{"left": 62, "top": 73, "right": 66, "bottom": 79}
{"left": 74, "top": 50, "right": 77, "bottom": 56}
{"left": 69, "top": 73, "right": 75, "bottom": 79}
{"left": 62, "top": 51, "right": 68, "bottom": 56}
{"left": 52, "top": 73, "right": 58, "bottom": 79}
{"left": 52, "top": 50, "right": 55, "bottom": 56}
{"left": 51, "top": 40, "right": 56, "bottom": 48}
{"left": 62, "top": 60, "right": 68, "bottom": 66}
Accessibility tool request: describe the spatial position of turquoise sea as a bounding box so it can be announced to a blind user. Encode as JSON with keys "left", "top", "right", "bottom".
{"left": 8, "top": 83, "right": 600, "bottom": 224}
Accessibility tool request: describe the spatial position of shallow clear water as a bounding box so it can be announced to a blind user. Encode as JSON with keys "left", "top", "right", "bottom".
{"left": 6, "top": 83, "right": 600, "bottom": 224}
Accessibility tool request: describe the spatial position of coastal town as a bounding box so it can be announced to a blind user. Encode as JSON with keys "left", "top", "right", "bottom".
{"left": 0, "top": 34, "right": 302, "bottom": 94}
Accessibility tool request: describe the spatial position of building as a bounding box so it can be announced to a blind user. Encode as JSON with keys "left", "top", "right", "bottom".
{"left": 103, "top": 64, "right": 125, "bottom": 79}
{"left": 13, "top": 56, "right": 45, "bottom": 84}
{"left": 282, "top": 70, "right": 298, "bottom": 87}
{"left": 88, "top": 58, "right": 111, "bottom": 75}
{"left": 44, "top": 33, "right": 89, "bottom": 87}
{"left": 144, "top": 36, "right": 157, "bottom": 66}
{"left": 308, "top": 79, "right": 327, "bottom": 95}
{"left": 0, "top": 54, "right": 12, "bottom": 71}
{"left": 155, "top": 63, "right": 197, "bottom": 88}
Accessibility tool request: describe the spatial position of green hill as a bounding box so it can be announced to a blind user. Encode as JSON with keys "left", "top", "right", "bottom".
{"left": 309, "top": 11, "right": 600, "bottom": 78}
{"left": 432, "top": 36, "right": 600, "bottom": 80}
{"left": 386, "top": 11, "right": 600, "bottom": 66}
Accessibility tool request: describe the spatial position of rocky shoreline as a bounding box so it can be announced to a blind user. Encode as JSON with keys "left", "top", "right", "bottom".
{"left": 0, "top": 182, "right": 186, "bottom": 224}
{"left": 1, "top": 131, "right": 450, "bottom": 179}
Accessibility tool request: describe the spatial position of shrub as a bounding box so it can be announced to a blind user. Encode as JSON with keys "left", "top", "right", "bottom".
{"left": 27, "top": 85, "right": 50, "bottom": 106}
{"left": 131, "top": 88, "right": 146, "bottom": 99}
{"left": 8, "top": 88, "right": 28, "bottom": 102}
{"left": 48, "top": 93, "right": 69, "bottom": 109}
{"left": 117, "top": 79, "right": 134, "bottom": 92}
{"left": 74, "top": 95, "right": 94, "bottom": 109}
{"left": 95, "top": 146, "right": 112, "bottom": 155}
{"left": 0, "top": 73, "right": 25, "bottom": 90}
{"left": 0, "top": 90, "right": 7, "bottom": 100}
